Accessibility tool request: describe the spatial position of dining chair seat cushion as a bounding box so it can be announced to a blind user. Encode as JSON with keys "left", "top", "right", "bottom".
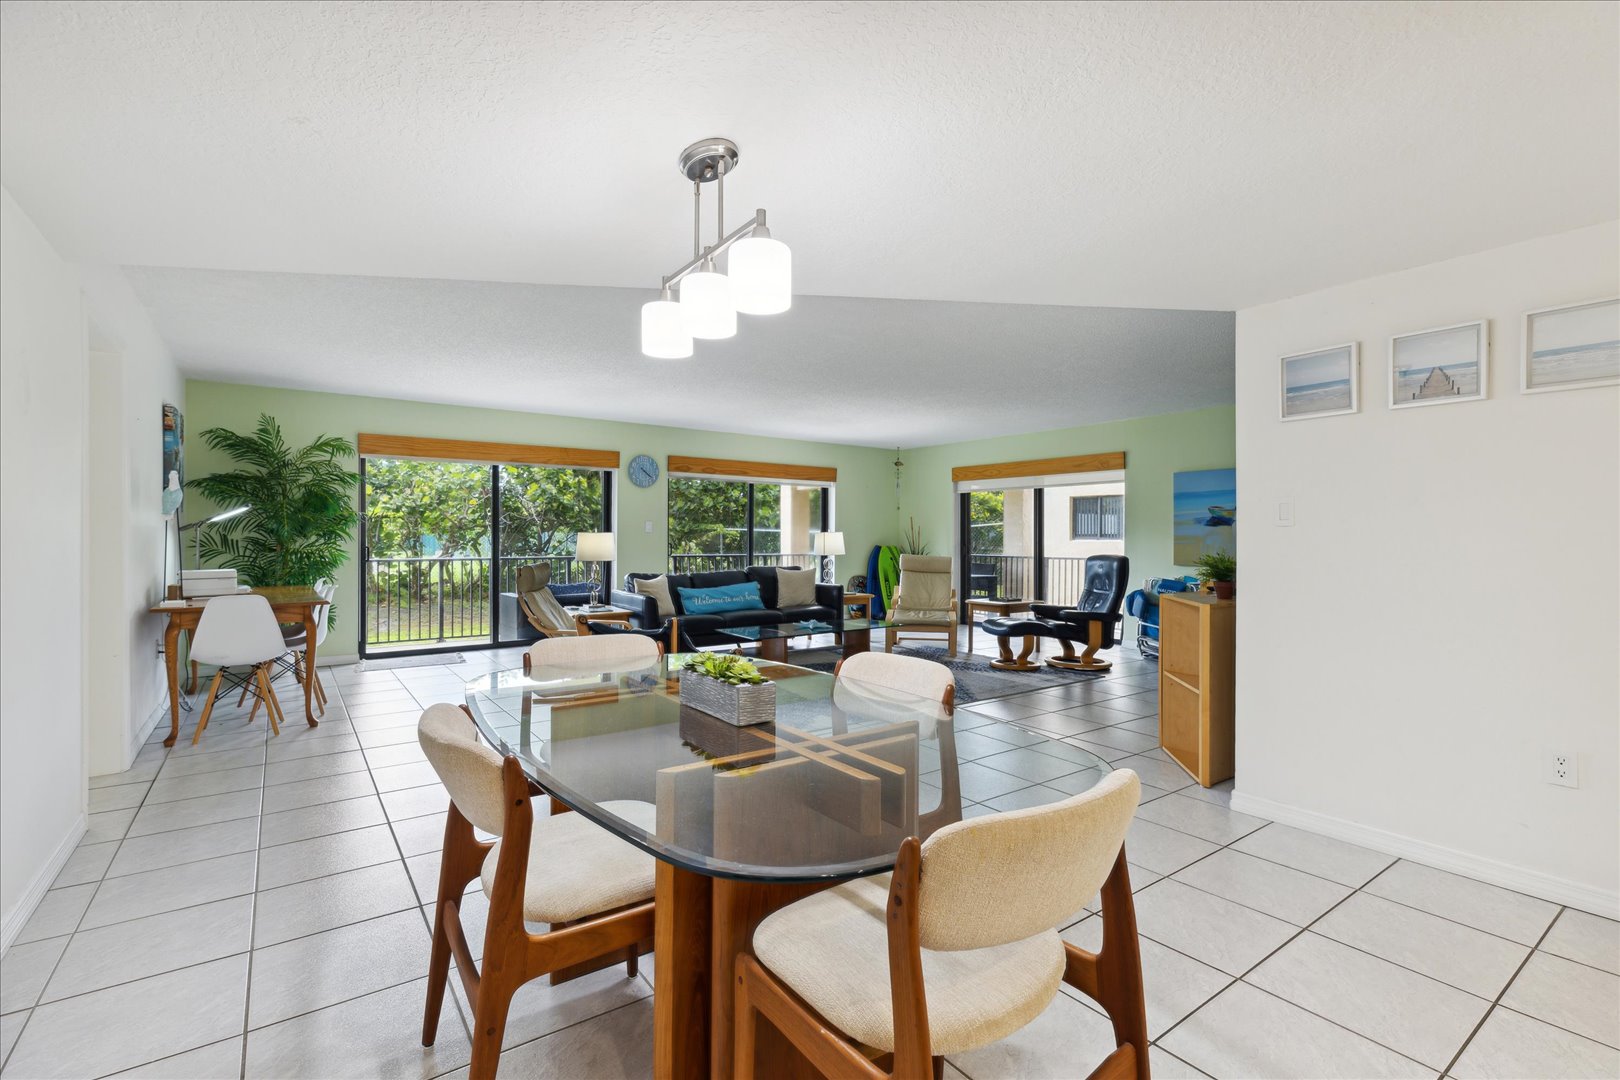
{"left": 751, "top": 874, "right": 1064, "bottom": 1055}
{"left": 479, "top": 799, "right": 658, "bottom": 923}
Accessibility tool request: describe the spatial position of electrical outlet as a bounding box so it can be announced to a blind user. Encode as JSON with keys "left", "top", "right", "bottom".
{"left": 1544, "top": 750, "right": 1579, "bottom": 788}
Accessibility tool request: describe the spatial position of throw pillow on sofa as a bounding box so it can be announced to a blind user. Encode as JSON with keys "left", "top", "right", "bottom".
{"left": 677, "top": 582, "right": 766, "bottom": 615}
{"left": 775, "top": 566, "right": 818, "bottom": 608}
{"left": 633, "top": 575, "right": 676, "bottom": 618}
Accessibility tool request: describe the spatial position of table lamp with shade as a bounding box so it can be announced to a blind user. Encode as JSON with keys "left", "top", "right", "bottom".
{"left": 813, "top": 530, "right": 845, "bottom": 584}
{"left": 575, "top": 531, "right": 616, "bottom": 607}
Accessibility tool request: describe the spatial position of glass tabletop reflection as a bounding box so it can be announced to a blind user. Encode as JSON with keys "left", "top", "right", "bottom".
{"left": 463, "top": 655, "right": 1114, "bottom": 883}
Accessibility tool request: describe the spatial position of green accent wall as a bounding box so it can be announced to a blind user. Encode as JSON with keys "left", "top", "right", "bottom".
{"left": 184, "top": 380, "right": 897, "bottom": 659}
{"left": 184, "top": 380, "right": 1234, "bottom": 659}
{"left": 896, "top": 405, "right": 1236, "bottom": 587}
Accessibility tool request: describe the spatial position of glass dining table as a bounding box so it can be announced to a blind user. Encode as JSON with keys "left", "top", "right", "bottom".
{"left": 464, "top": 654, "right": 1115, "bottom": 1080}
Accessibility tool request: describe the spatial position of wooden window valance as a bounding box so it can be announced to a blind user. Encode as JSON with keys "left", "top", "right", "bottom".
{"left": 667, "top": 455, "right": 837, "bottom": 484}
{"left": 356, "top": 434, "right": 620, "bottom": 470}
{"left": 950, "top": 451, "right": 1125, "bottom": 484}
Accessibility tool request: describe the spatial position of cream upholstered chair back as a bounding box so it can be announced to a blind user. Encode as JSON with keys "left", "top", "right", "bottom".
{"left": 916, "top": 769, "right": 1140, "bottom": 951}
{"left": 894, "top": 555, "right": 953, "bottom": 621}
{"left": 516, "top": 563, "right": 575, "bottom": 635}
{"left": 526, "top": 633, "right": 659, "bottom": 670}
{"left": 837, "top": 651, "right": 952, "bottom": 705}
{"left": 418, "top": 703, "right": 510, "bottom": 837}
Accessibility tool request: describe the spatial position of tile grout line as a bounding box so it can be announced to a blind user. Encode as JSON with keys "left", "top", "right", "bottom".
{"left": 343, "top": 679, "right": 478, "bottom": 1045}
{"left": 1439, "top": 911, "right": 1566, "bottom": 1075}
{"left": 237, "top": 742, "right": 273, "bottom": 1080}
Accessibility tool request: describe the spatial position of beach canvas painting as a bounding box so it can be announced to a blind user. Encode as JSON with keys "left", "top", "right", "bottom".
{"left": 1523, "top": 298, "right": 1619, "bottom": 393}
{"left": 1280, "top": 343, "right": 1358, "bottom": 420}
{"left": 1173, "top": 468, "right": 1235, "bottom": 566}
{"left": 1390, "top": 321, "right": 1487, "bottom": 409}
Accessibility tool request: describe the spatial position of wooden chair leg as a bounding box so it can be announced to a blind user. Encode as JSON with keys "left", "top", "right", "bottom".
{"left": 467, "top": 973, "right": 517, "bottom": 1080}
{"left": 237, "top": 675, "right": 253, "bottom": 709}
{"left": 422, "top": 899, "right": 454, "bottom": 1046}
{"left": 257, "top": 667, "right": 283, "bottom": 736}
{"left": 191, "top": 671, "right": 224, "bottom": 746}
{"left": 734, "top": 960, "right": 759, "bottom": 1080}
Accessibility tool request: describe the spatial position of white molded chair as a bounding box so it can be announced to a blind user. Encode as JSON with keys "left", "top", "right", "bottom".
{"left": 280, "top": 580, "right": 335, "bottom": 715}
{"left": 189, "top": 593, "right": 293, "bottom": 744}
{"left": 736, "top": 769, "right": 1147, "bottom": 1080}
{"left": 417, "top": 703, "right": 656, "bottom": 1079}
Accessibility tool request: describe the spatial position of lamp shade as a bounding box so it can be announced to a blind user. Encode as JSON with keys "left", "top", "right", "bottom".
{"left": 679, "top": 270, "right": 736, "bottom": 340}
{"left": 640, "top": 298, "right": 692, "bottom": 359}
{"left": 813, "top": 531, "right": 845, "bottom": 557}
{"left": 728, "top": 234, "right": 792, "bottom": 315}
{"left": 575, "top": 532, "right": 616, "bottom": 562}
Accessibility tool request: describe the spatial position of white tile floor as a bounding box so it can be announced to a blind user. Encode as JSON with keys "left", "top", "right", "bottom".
{"left": 2, "top": 633, "right": 1616, "bottom": 1079}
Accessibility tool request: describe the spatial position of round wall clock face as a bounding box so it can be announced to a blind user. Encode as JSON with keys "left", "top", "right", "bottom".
{"left": 628, "top": 454, "right": 659, "bottom": 488}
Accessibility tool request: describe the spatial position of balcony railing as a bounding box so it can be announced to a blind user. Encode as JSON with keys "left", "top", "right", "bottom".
{"left": 966, "top": 554, "right": 1092, "bottom": 607}
{"left": 667, "top": 552, "right": 815, "bottom": 575}
{"left": 365, "top": 554, "right": 588, "bottom": 648}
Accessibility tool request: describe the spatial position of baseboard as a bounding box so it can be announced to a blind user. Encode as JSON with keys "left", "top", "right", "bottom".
{"left": 128, "top": 696, "right": 168, "bottom": 763}
{"left": 315, "top": 653, "right": 356, "bottom": 667}
{"left": 1229, "top": 792, "right": 1620, "bottom": 920}
{"left": 1, "top": 814, "right": 87, "bottom": 955}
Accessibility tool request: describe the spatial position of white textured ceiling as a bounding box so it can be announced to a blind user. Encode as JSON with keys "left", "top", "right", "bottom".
{"left": 121, "top": 267, "right": 1234, "bottom": 448}
{"left": 2, "top": 1, "right": 1615, "bottom": 442}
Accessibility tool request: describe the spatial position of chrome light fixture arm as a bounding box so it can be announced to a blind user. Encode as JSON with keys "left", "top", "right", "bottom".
{"left": 661, "top": 209, "right": 769, "bottom": 290}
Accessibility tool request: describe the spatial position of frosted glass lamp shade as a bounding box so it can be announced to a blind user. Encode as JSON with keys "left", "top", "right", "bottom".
{"left": 641, "top": 299, "right": 692, "bottom": 359}
{"left": 813, "top": 531, "right": 845, "bottom": 557}
{"left": 679, "top": 271, "right": 736, "bottom": 339}
{"left": 728, "top": 235, "right": 792, "bottom": 315}
{"left": 575, "top": 532, "right": 616, "bottom": 562}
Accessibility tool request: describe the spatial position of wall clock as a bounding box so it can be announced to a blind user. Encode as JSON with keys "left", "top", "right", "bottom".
{"left": 628, "top": 454, "right": 660, "bottom": 488}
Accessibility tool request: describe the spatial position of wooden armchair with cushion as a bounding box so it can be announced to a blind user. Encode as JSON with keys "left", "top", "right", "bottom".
{"left": 883, "top": 555, "right": 958, "bottom": 657}
{"left": 514, "top": 563, "right": 578, "bottom": 639}
{"left": 735, "top": 769, "right": 1147, "bottom": 1080}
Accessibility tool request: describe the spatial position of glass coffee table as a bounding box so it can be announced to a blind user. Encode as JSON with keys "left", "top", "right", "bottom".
{"left": 716, "top": 616, "right": 896, "bottom": 662}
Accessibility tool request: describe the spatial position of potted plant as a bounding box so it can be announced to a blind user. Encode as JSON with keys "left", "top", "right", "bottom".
{"left": 1195, "top": 550, "right": 1237, "bottom": 600}
{"left": 186, "top": 414, "right": 359, "bottom": 617}
{"left": 678, "top": 653, "right": 776, "bottom": 726}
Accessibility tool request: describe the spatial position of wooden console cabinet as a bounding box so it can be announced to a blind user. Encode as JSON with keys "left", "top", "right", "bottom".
{"left": 1157, "top": 592, "right": 1235, "bottom": 787}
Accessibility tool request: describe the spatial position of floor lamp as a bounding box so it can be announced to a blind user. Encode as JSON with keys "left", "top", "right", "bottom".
{"left": 813, "top": 530, "right": 845, "bottom": 584}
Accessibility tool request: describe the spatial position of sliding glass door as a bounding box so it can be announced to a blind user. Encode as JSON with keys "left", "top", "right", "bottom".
{"left": 359, "top": 456, "right": 611, "bottom": 655}
{"left": 958, "top": 479, "right": 1125, "bottom": 615}
{"left": 667, "top": 477, "right": 828, "bottom": 574}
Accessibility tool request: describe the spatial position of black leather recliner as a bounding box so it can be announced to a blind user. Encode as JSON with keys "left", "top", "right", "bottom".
{"left": 981, "top": 555, "right": 1130, "bottom": 672}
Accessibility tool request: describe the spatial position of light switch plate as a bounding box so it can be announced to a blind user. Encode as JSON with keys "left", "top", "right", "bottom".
{"left": 1276, "top": 497, "right": 1295, "bottom": 527}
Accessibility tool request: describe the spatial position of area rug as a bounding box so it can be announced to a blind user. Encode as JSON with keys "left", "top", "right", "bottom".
{"left": 793, "top": 645, "right": 1103, "bottom": 705}
{"left": 355, "top": 651, "right": 466, "bottom": 671}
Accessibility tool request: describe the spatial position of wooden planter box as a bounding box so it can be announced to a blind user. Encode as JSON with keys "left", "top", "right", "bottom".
{"left": 679, "top": 671, "right": 776, "bottom": 727}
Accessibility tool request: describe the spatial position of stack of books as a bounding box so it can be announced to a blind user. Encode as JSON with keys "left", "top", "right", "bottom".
{"left": 180, "top": 569, "right": 240, "bottom": 598}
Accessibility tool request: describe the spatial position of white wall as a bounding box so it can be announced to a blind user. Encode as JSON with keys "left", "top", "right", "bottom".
{"left": 78, "top": 265, "right": 185, "bottom": 773}
{"left": 1, "top": 188, "right": 89, "bottom": 945}
{"left": 1232, "top": 222, "right": 1619, "bottom": 916}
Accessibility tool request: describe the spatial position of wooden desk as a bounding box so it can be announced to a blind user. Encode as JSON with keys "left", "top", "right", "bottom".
{"left": 149, "top": 587, "right": 327, "bottom": 747}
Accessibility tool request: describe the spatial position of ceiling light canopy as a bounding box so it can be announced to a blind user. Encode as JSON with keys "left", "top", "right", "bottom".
{"left": 640, "top": 138, "right": 791, "bottom": 358}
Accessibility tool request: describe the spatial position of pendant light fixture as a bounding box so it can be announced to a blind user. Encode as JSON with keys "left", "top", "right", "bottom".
{"left": 640, "top": 138, "right": 791, "bottom": 358}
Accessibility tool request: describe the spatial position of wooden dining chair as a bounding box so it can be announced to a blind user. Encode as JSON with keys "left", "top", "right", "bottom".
{"left": 520, "top": 632, "right": 660, "bottom": 674}
{"left": 735, "top": 769, "right": 1147, "bottom": 1080}
{"left": 833, "top": 652, "right": 961, "bottom": 834}
{"left": 417, "top": 703, "right": 657, "bottom": 1079}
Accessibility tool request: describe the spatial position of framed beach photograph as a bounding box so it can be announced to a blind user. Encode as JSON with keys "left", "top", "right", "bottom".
{"left": 1522, "top": 297, "right": 1619, "bottom": 394}
{"left": 1280, "top": 342, "right": 1358, "bottom": 421}
{"left": 1389, "top": 320, "right": 1488, "bottom": 409}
